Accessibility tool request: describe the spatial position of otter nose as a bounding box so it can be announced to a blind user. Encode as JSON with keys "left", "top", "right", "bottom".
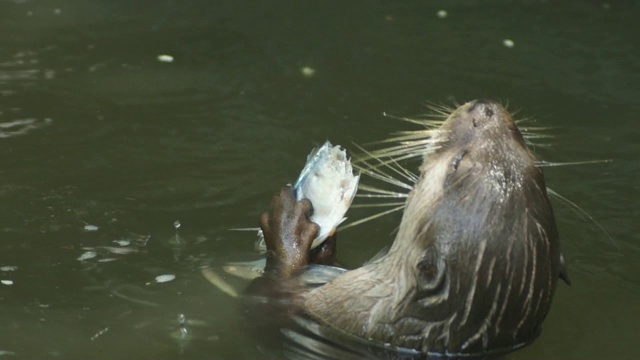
{"left": 467, "top": 99, "right": 497, "bottom": 119}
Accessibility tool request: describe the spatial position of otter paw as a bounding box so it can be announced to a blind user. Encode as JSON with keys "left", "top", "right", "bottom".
{"left": 260, "top": 186, "right": 320, "bottom": 276}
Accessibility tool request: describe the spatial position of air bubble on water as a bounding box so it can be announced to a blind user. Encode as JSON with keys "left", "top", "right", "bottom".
{"left": 0, "top": 266, "right": 17, "bottom": 272}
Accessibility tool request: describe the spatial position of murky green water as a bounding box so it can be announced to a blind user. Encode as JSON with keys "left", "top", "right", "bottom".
{"left": 1, "top": 1, "right": 638, "bottom": 359}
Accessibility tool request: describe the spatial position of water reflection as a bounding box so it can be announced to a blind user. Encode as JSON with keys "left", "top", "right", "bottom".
{"left": 0, "top": 50, "right": 54, "bottom": 138}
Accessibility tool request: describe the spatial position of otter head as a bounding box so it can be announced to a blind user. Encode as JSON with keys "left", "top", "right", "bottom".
{"left": 299, "top": 100, "right": 565, "bottom": 358}
{"left": 385, "top": 99, "right": 562, "bottom": 356}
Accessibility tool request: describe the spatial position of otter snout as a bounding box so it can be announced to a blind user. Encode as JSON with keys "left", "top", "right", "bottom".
{"left": 466, "top": 99, "right": 499, "bottom": 125}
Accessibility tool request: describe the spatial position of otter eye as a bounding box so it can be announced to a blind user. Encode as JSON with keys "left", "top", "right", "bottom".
{"left": 452, "top": 150, "right": 467, "bottom": 171}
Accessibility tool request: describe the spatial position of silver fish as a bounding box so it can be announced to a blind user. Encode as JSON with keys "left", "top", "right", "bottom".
{"left": 294, "top": 141, "right": 359, "bottom": 249}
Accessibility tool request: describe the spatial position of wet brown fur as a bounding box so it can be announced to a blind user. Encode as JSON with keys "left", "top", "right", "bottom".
{"left": 259, "top": 100, "right": 565, "bottom": 357}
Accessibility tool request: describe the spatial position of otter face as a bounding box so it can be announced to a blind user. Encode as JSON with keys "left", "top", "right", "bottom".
{"left": 425, "top": 99, "right": 535, "bottom": 197}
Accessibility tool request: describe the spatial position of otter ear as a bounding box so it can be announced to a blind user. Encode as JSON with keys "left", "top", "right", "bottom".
{"left": 559, "top": 253, "right": 571, "bottom": 285}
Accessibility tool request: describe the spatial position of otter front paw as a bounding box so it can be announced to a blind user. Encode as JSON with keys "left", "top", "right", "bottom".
{"left": 260, "top": 186, "right": 320, "bottom": 276}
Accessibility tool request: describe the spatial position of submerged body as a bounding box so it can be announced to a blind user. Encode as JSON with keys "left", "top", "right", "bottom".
{"left": 255, "top": 99, "right": 567, "bottom": 358}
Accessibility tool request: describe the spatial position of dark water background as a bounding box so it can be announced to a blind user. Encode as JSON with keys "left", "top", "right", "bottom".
{"left": 1, "top": 0, "right": 638, "bottom": 359}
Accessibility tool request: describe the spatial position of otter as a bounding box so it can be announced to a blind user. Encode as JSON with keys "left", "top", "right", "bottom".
{"left": 252, "top": 99, "right": 569, "bottom": 358}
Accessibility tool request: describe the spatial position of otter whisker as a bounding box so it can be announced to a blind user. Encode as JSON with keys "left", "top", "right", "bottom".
{"left": 382, "top": 112, "right": 445, "bottom": 127}
{"left": 364, "top": 143, "right": 441, "bottom": 165}
{"left": 371, "top": 130, "right": 441, "bottom": 144}
{"left": 365, "top": 137, "right": 441, "bottom": 155}
{"left": 520, "top": 132, "right": 554, "bottom": 140}
{"left": 425, "top": 102, "right": 458, "bottom": 118}
{"left": 356, "top": 194, "right": 408, "bottom": 199}
{"left": 536, "top": 159, "right": 612, "bottom": 167}
{"left": 517, "top": 124, "right": 556, "bottom": 131}
{"left": 351, "top": 202, "right": 406, "bottom": 208}
{"left": 546, "top": 188, "right": 616, "bottom": 247}
{"left": 338, "top": 204, "right": 406, "bottom": 231}
{"left": 356, "top": 184, "right": 408, "bottom": 199}
{"left": 356, "top": 165, "right": 413, "bottom": 191}
{"left": 515, "top": 115, "right": 555, "bottom": 132}
{"left": 229, "top": 227, "right": 261, "bottom": 232}
{"left": 357, "top": 192, "right": 408, "bottom": 199}
{"left": 353, "top": 144, "right": 418, "bottom": 186}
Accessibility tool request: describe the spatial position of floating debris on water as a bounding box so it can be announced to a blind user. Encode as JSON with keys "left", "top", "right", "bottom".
{"left": 0, "top": 266, "right": 17, "bottom": 272}
{"left": 77, "top": 251, "right": 97, "bottom": 261}
{"left": 503, "top": 39, "right": 515, "bottom": 48}
{"left": 1, "top": 280, "right": 14, "bottom": 286}
{"left": 437, "top": 10, "right": 448, "bottom": 18}
{"left": 81, "top": 246, "right": 137, "bottom": 256}
{"left": 90, "top": 327, "right": 109, "bottom": 341}
{"left": 84, "top": 224, "right": 99, "bottom": 232}
{"left": 155, "top": 274, "right": 176, "bottom": 283}
{"left": 173, "top": 220, "right": 181, "bottom": 230}
{"left": 77, "top": 233, "right": 149, "bottom": 263}
{"left": 300, "top": 66, "right": 316, "bottom": 78}
{"left": 112, "top": 240, "right": 130, "bottom": 247}
{"left": 157, "top": 54, "right": 174, "bottom": 63}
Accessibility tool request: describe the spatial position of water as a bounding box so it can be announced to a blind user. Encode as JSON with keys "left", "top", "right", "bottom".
{"left": 0, "top": 0, "right": 638, "bottom": 359}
